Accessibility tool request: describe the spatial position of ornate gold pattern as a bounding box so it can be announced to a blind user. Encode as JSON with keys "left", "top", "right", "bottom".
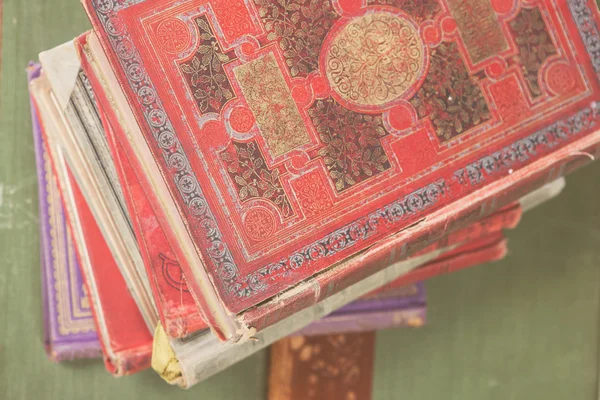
{"left": 292, "top": 171, "right": 333, "bottom": 217}
{"left": 156, "top": 18, "right": 191, "bottom": 53}
{"left": 244, "top": 207, "right": 277, "bottom": 241}
{"left": 234, "top": 53, "right": 311, "bottom": 157}
{"left": 179, "top": 16, "right": 234, "bottom": 114}
{"left": 367, "top": 0, "right": 442, "bottom": 23}
{"left": 326, "top": 12, "right": 424, "bottom": 108}
{"left": 310, "top": 98, "right": 390, "bottom": 192}
{"left": 410, "top": 42, "right": 491, "bottom": 142}
{"left": 44, "top": 149, "right": 95, "bottom": 336}
{"left": 253, "top": 0, "right": 338, "bottom": 78}
{"left": 509, "top": 7, "right": 557, "bottom": 98}
{"left": 446, "top": 0, "right": 509, "bottom": 64}
{"left": 221, "top": 140, "right": 293, "bottom": 217}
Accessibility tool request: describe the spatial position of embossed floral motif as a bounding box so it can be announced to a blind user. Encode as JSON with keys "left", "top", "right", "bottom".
{"left": 244, "top": 208, "right": 276, "bottom": 241}
{"left": 410, "top": 42, "right": 490, "bottom": 142}
{"left": 509, "top": 7, "right": 557, "bottom": 98}
{"left": 367, "top": 0, "right": 442, "bottom": 23}
{"left": 253, "top": 0, "right": 338, "bottom": 77}
{"left": 292, "top": 171, "right": 333, "bottom": 217}
{"left": 221, "top": 141, "right": 292, "bottom": 217}
{"left": 179, "top": 16, "right": 234, "bottom": 114}
{"left": 310, "top": 98, "right": 390, "bottom": 192}
{"left": 489, "top": 76, "right": 529, "bottom": 124}
{"left": 234, "top": 53, "right": 311, "bottom": 157}
{"left": 156, "top": 18, "right": 192, "bottom": 53}
{"left": 326, "top": 12, "right": 424, "bottom": 108}
{"left": 209, "top": 0, "right": 255, "bottom": 41}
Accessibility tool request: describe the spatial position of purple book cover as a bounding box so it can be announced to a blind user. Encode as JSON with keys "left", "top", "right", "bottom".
{"left": 295, "top": 283, "right": 426, "bottom": 336}
{"left": 28, "top": 63, "right": 102, "bottom": 361}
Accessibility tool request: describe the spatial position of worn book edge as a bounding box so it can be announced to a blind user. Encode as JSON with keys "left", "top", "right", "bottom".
{"left": 85, "top": 30, "right": 236, "bottom": 341}
{"left": 28, "top": 63, "right": 101, "bottom": 362}
{"left": 155, "top": 247, "right": 449, "bottom": 387}
{"left": 39, "top": 41, "right": 158, "bottom": 331}
{"left": 159, "top": 132, "right": 597, "bottom": 387}
{"left": 30, "top": 74, "right": 152, "bottom": 375}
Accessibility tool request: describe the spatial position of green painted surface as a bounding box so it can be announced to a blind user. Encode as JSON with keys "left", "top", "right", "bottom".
{"left": 0, "top": 2, "right": 599, "bottom": 399}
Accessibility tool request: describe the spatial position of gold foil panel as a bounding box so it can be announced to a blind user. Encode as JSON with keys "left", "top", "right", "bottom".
{"left": 447, "top": 0, "right": 509, "bottom": 64}
{"left": 234, "top": 53, "right": 310, "bottom": 157}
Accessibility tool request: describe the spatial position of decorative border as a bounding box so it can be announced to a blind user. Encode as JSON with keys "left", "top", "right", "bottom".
{"left": 44, "top": 138, "right": 95, "bottom": 335}
{"left": 248, "top": 180, "right": 448, "bottom": 294}
{"left": 93, "top": 2, "right": 245, "bottom": 296}
{"left": 569, "top": 0, "right": 600, "bottom": 77}
{"left": 89, "top": 0, "right": 600, "bottom": 301}
{"left": 454, "top": 104, "right": 599, "bottom": 186}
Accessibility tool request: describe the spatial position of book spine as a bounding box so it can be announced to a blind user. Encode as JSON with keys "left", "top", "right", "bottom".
{"left": 243, "top": 210, "right": 515, "bottom": 330}
{"left": 101, "top": 103, "right": 207, "bottom": 338}
{"left": 75, "top": 35, "right": 208, "bottom": 338}
{"left": 77, "top": 31, "right": 230, "bottom": 340}
{"left": 30, "top": 76, "right": 153, "bottom": 375}
{"left": 288, "top": 232, "right": 507, "bottom": 337}
{"left": 268, "top": 334, "right": 376, "bottom": 400}
{"left": 242, "top": 136, "right": 600, "bottom": 332}
{"left": 406, "top": 201, "right": 519, "bottom": 258}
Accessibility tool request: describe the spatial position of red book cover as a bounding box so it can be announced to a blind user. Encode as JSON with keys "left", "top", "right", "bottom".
{"left": 83, "top": 0, "right": 600, "bottom": 339}
{"left": 84, "top": 30, "right": 525, "bottom": 341}
{"left": 104, "top": 105, "right": 209, "bottom": 338}
{"left": 65, "top": 167, "right": 153, "bottom": 375}
{"left": 81, "top": 30, "right": 513, "bottom": 338}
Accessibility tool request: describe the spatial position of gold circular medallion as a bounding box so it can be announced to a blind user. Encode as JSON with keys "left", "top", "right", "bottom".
{"left": 325, "top": 12, "right": 425, "bottom": 109}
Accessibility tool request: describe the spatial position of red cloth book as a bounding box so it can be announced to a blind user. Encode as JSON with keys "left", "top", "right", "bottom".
{"left": 93, "top": 71, "right": 210, "bottom": 338}
{"left": 65, "top": 167, "right": 153, "bottom": 375}
{"left": 33, "top": 43, "right": 519, "bottom": 378}
{"left": 81, "top": 0, "right": 600, "bottom": 342}
{"left": 26, "top": 35, "right": 520, "bottom": 380}
{"left": 81, "top": 29, "right": 525, "bottom": 341}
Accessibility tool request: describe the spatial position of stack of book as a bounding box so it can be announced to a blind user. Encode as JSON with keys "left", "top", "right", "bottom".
{"left": 27, "top": 0, "right": 600, "bottom": 390}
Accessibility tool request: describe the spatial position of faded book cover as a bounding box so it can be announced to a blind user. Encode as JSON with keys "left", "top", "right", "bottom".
{"left": 38, "top": 41, "right": 158, "bottom": 332}
{"left": 294, "top": 283, "right": 427, "bottom": 337}
{"left": 82, "top": 0, "right": 600, "bottom": 340}
{"left": 29, "top": 71, "right": 153, "bottom": 376}
{"left": 77, "top": 36, "right": 512, "bottom": 346}
{"left": 28, "top": 63, "right": 101, "bottom": 362}
{"left": 269, "top": 333, "right": 377, "bottom": 400}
